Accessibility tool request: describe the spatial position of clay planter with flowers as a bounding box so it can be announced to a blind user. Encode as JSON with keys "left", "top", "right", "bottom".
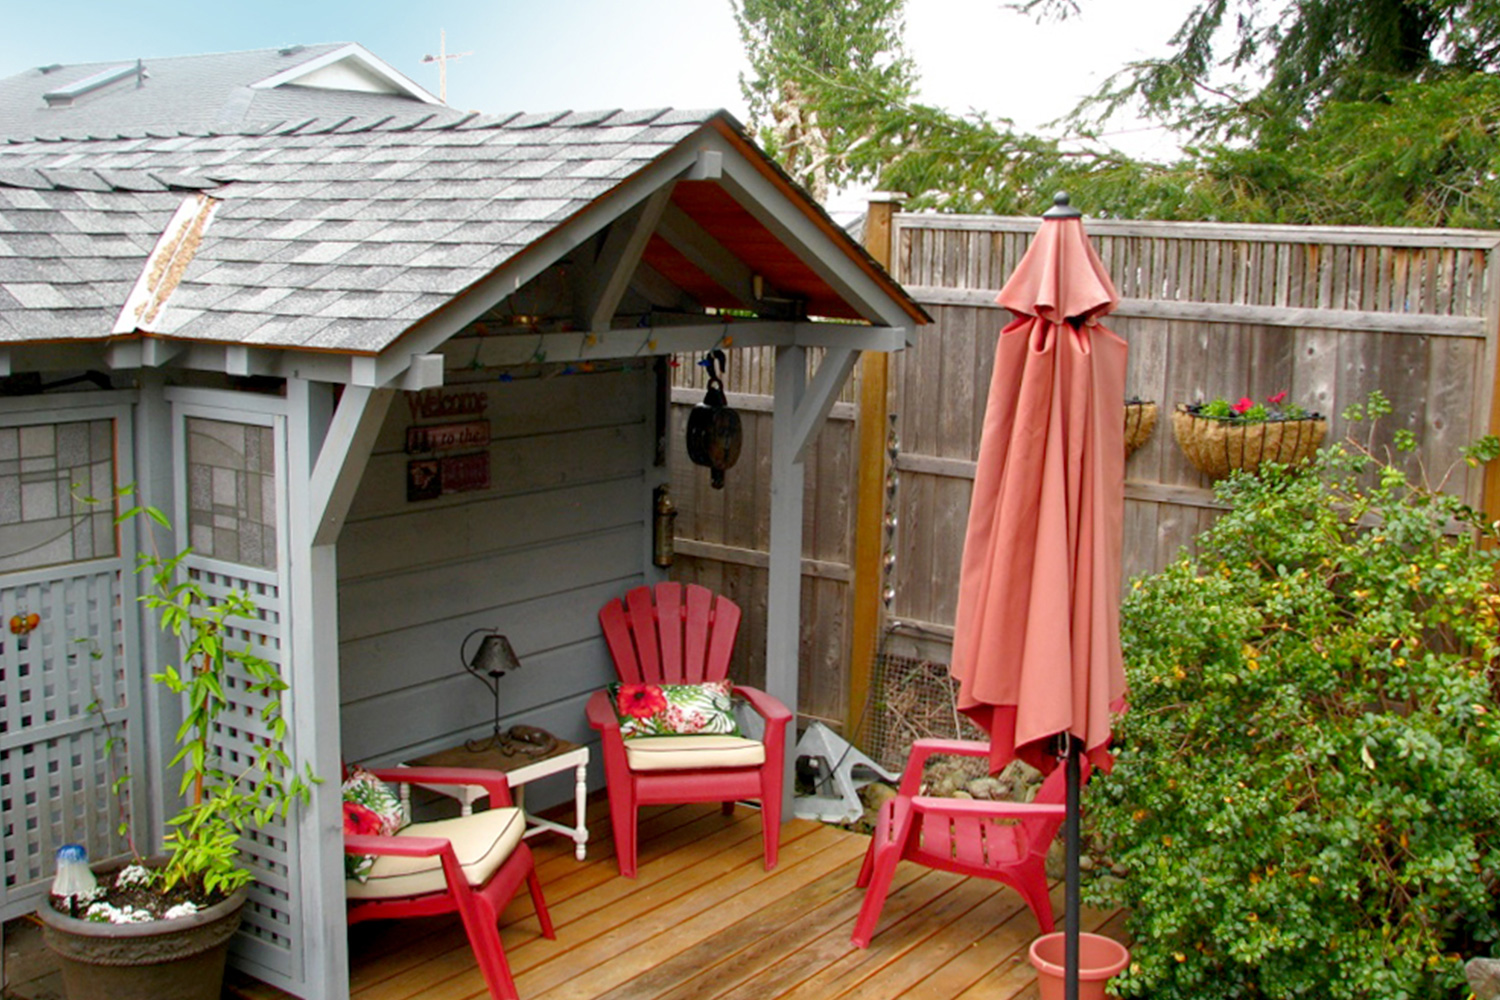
{"left": 1172, "top": 392, "right": 1327, "bottom": 479}
{"left": 38, "top": 495, "right": 315, "bottom": 1000}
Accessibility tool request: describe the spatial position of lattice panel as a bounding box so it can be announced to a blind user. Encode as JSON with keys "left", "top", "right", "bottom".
{"left": 184, "top": 558, "right": 300, "bottom": 978}
{"left": 1, "top": 565, "right": 134, "bottom": 918}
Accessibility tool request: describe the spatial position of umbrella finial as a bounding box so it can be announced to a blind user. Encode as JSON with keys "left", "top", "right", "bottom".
{"left": 1043, "top": 191, "right": 1082, "bottom": 219}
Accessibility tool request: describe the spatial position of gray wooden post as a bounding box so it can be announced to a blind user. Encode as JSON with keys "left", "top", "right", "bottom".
{"left": 768, "top": 344, "right": 808, "bottom": 814}
{"left": 285, "top": 378, "right": 350, "bottom": 1000}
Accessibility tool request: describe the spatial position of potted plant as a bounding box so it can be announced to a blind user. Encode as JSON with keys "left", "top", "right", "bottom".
{"left": 1171, "top": 391, "right": 1327, "bottom": 478}
{"left": 38, "top": 493, "right": 315, "bottom": 1000}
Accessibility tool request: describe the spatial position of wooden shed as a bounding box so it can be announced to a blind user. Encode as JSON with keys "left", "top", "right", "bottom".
{"left": 0, "top": 103, "right": 927, "bottom": 999}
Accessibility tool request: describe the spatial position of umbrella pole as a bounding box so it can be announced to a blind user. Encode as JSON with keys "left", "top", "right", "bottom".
{"left": 1065, "top": 734, "right": 1081, "bottom": 1000}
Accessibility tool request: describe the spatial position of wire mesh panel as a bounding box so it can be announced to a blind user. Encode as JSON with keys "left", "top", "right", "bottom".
{"left": 863, "top": 650, "right": 986, "bottom": 773}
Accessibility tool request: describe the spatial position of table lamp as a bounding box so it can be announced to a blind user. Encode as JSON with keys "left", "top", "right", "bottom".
{"left": 460, "top": 629, "right": 555, "bottom": 755}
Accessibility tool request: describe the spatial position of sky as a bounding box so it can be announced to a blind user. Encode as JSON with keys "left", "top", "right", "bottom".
{"left": 0, "top": 0, "right": 1199, "bottom": 198}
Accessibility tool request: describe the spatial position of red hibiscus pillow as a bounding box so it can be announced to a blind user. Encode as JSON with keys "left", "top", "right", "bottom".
{"left": 609, "top": 680, "right": 740, "bottom": 739}
{"left": 342, "top": 765, "right": 406, "bottom": 881}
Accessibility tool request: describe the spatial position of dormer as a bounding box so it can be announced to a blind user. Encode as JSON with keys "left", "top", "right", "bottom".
{"left": 250, "top": 43, "right": 440, "bottom": 103}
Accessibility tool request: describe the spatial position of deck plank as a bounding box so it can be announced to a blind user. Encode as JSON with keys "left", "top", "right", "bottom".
{"left": 234, "top": 796, "right": 1130, "bottom": 1000}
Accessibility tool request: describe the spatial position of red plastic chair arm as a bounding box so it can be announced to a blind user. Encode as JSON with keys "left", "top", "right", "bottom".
{"left": 732, "top": 685, "right": 793, "bottom": 726}
{"left": 365, "top": 766, "right": 516, "bottom": 809}
{"left": 586, "top": 689, "right": 620, "bottom": 732}
{"left": 911, "top": 796, "right": 1067, "bottom": 820}
{"left": 343, "top": 832, "right": 454, "bottom": 858}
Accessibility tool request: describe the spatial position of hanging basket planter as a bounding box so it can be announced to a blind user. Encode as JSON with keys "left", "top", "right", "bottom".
{"left": 1172, "top": 403, "right": 1328, "bottom": 479}
{"left": 1124, "top": 400, "right": 1157, "bottom": 458}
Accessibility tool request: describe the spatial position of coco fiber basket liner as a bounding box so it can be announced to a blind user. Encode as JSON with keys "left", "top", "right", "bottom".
{"left": 1124, "top": 400, "right": 1158, "bottom": 457}
{"left": 1172, "top": 403, "right": 1328, "bottom": 478}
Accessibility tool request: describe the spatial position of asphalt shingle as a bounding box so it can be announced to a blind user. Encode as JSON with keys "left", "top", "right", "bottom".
{"left": 0, "top": 102, "right": 722, "bottom": 353}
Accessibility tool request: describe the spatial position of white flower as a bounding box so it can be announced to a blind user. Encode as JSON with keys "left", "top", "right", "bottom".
{"left": 85, "top": 901, "right": 154, "bottom": 924}
{"left": 163, "top": 902, "right": 201, "bottom": 920}
{"left": 114, "top": 863, "right": 153, "bottom": 889}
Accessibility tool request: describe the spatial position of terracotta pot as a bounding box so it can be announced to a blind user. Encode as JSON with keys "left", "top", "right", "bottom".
{"left": 37, "top": 861, "right": 246, "bottom": 1000}
{"left": 1171, "top": 403, "right": 1327, "bottom": 478}
{"left": 1124, "top": 401, "right": 1157, "bottom": 458}
{"left": 1029, "top": 931, "right": 1131, "bottom": 1000}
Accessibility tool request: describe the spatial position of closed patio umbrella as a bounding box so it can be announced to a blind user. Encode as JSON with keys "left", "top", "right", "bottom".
{"left": 948, "top": 193, "right": 1128, "bottom": 1000}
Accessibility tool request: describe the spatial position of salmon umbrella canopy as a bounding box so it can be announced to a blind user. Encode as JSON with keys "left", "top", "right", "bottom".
{"left": 948, "top": 192, "right": 1130, "bottom": 1000}
{"left": 949, "top": 193, "right": 1128, "bottom": 777}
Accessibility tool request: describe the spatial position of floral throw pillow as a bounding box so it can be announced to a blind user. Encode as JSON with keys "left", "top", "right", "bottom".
{"left": 610, "top": 680, "right": 741, "bottom": 739}
{"left": 342, "top": 766, "right": 406, "bottom": 882}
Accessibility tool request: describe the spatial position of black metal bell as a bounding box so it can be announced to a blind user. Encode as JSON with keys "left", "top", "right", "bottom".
{"left": 686, "top": 350, "right": 742, "bottom": 489}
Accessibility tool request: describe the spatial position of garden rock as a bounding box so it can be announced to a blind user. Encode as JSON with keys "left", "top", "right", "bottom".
{"left": 1467, "top": 957, "right": 1500, "bottom": 1000}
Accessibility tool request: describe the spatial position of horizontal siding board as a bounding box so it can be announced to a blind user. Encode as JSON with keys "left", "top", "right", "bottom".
{"left": 337, "top": 371, "right": 655, "bottom": 769}
{"left": 339, "top": 476, "right": 642, "bottom": 581}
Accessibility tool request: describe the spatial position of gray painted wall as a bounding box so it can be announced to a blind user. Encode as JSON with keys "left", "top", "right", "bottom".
{"left": 335, "top": 366, "right": 659, "bottom": 806}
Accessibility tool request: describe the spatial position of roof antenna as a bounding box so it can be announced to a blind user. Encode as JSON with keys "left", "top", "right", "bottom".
{"left": 421, "top": 29, "right": 472, "bottom": 104}
{"left": 135, "top": 58, "right": 145, "bottom": 89}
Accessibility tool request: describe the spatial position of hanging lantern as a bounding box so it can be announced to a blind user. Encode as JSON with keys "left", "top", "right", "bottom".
{"left": 685, "top": 349, "right": 742, "bottom": 489}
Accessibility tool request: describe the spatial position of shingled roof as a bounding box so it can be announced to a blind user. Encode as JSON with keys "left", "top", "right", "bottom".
{"left": 0, "top": 44, "right": 439, "bottom": 140}
{"left": 0, "top": 107, "right": 731, "bottom": 354}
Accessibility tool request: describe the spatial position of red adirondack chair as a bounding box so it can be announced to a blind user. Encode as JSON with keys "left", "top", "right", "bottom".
{"left": 587, "top": 582, "right": 791, "bottom": 878}
{"left": 851, "top": 738, "right": 1074, "bottom": 948}
{"left": 344, "top": 766, "right": 555, "bottom": 1000}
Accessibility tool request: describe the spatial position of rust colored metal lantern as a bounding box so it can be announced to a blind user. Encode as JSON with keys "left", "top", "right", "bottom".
{"left": 686, "top": 350, "right": 742, "bottom": 489}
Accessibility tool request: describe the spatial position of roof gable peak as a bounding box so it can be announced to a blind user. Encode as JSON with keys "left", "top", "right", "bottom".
{"left": 250, "top": 43, "right": 441, "bottom": 106}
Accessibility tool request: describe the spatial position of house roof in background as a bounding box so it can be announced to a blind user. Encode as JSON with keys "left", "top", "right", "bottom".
{"left": 0, "top": 44, "right": 440, "bottom": 140}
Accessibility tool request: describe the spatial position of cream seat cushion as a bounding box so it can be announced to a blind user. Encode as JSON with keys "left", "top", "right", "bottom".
{"left": 346, "top": 806, "right": 525, "bottom": 900}
{"left": 624, "top": 735, "right": 766, "bottom": 771}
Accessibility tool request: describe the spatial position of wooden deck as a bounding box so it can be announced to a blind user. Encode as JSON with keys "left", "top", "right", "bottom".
{"left": 232, "top": 797, "right": 1127, "bottom": 1000}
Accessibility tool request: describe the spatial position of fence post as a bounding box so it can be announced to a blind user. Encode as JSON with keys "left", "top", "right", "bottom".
{"left": 846, "top": 193, "right": 903, "bottom": 742}
{"left": 1484, "top": 246, "right": 1500, "bottom": 532}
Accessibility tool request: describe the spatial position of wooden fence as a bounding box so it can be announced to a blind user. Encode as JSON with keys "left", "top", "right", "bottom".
{"left": 671, "top": 212, "right": 1500, "bottom": 734}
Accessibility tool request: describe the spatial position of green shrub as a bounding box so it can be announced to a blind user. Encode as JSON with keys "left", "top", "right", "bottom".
{"left": 1088, "top": 424, "right": 1500, "bottom": 999}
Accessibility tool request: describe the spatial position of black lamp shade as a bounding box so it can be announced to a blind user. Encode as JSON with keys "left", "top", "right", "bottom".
{"left": 468, "top": 633, "right": 521, "bottom": 678}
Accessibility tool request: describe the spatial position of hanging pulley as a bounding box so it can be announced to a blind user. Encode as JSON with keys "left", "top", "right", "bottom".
{"left": 685, "top": 349, "right": 743, "bottom": 489}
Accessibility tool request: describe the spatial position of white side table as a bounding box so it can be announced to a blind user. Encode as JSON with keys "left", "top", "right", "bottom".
{"left": 401, "top": 738, "right": 590, "bottom": 860}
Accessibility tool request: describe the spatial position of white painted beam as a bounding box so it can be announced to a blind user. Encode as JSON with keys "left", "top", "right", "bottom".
{"left": 398, "top": 353, "right": 445, "bottom": 391}
{"left": 224, "top": 345, "right": 251, "bottom": 377}
{"left": 788, "top": 346, "right": 857, "bottom": 464}
{"left": 430, "top": 320, "right": 904, "bottom": 369}
{"left": 308, "top": 385, "right": 394, "bottom": 546}
{"left": 656, "top": 204, "right": 762, "bottom": 309}
{"left": 688, "top": 149, "right": 723, "bottom": 181}
{"left": 104, "top": 339, "right": 143, "bottom": 370}
{"left": 350, "top": 355, "right": 378, "bottom": 387}
{"left": 582, "top": 186, "right": 675, "bottom": 333}
{"left": 628, "top": 259, "right": 698, "bottom": 313}
{"left": 142, "top": 337, "right": 185, "bottom": 367}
